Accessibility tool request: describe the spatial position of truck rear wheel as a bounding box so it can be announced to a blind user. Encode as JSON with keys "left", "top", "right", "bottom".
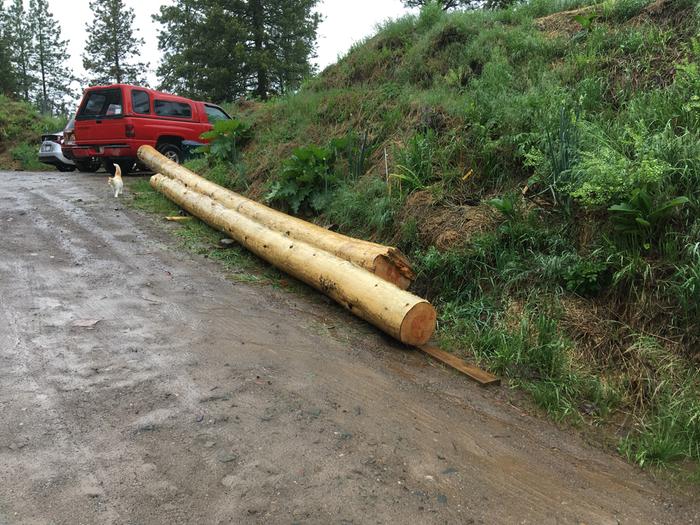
{"left": 75, "top": 159, "right": 102, "bottom": 172}
{"left": 157, "top": 143, "right": 183, "bottom": 164}
{"left": 103, "top": 159, "right": 133, "bottom": 175}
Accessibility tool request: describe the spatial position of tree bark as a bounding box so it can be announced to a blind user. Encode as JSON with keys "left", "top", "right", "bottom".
{"left": 137, "top": 145, "right": 415, "bottom": 289}
{"left": 150, "top": 174, "right": 436, "bottom": 346}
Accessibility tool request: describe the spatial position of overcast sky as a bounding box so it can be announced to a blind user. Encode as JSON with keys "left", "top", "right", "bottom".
{"left": 45, "top": 0, "right": 415, "bottom": 91}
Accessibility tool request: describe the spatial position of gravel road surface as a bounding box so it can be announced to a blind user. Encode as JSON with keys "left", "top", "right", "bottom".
{"left": 0, "top": 171, "right": 697, "bottom": 524}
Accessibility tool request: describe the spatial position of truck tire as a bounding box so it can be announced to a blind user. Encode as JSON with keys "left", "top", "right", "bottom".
{"left": 157, "top": 143, "right": 183, "bottom": 164}
{"left": 75, "top": 159, "right": 102, "bottom": 172}
{"left": 103, "top": 158, "right": 133, "bottom": 176}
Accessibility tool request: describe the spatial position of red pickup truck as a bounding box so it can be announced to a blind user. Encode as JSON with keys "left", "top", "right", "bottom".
{"left": 63, "top": 84, "right": 231, "bottom": 174}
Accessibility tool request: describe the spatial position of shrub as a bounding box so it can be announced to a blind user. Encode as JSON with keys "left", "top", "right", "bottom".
{"left": 266, "top": 145, "right": 336, "bottom": 214}
{"left": 567, "top": 133, "right": 670, "bottom": 207}
{"left": 199, "top": 118, "right": 252, "bottom": 165}
{"left": 562, "top": 258, "right": 609, "bottom": 296}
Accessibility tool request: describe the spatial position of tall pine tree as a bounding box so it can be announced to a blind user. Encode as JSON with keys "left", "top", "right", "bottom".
{"left": 154, "top": 0, "right": 249, "bottom": 101}
{"left": 254, "top": 0, "right": 319, "bottom": 98}
{"left": 82, "top": 0, "right": 148, "bottom": 85}
{"left": 29, "top": 0, "right": 73, "bottom": 114}
{"left": 7, "top": 0, "right": 34, "bottom": 101}
{"left": 154, "top": 0, "right": 319, "bottom": 102}
{"left": 0, "top": 1, "right": 17, "bottom": 96}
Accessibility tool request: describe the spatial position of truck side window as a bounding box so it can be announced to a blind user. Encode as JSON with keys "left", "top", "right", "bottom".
{"left": 154, "top": 100, "right": 192, "bottom": 118}
{"left": 205, "top": 105, "right": 231, "bottom": 123}
{"left": 132, "top": 90, "right": 150, "bottom": 114}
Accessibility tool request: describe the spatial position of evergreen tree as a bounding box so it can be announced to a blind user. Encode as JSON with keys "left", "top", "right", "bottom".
{"left": 0, "top": 1, "right": 17, "bottom": 95}
{"left": 29, "top": 0, "right": 73, "bottom": 114}
{"left": 6, "top": 0, "right": 34, "bottom": 100}
{"left": 245, "top": 0, "right": 320, "bottom": 99}
{"left": 82, "top": 0, "right": 148, "bottom": 84}
{"left": 154, "top": 0, "right": 249, "bottom": 101}
{"left": 154, "top": 0, "right": 320, "bottom": 102}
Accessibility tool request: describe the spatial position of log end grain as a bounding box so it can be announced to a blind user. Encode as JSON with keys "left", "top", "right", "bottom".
{"left": 399, "top": 301, "right": 437, "bottom": 346}
{"left": 374, "top": 255, "right": 412, "bottom": 290}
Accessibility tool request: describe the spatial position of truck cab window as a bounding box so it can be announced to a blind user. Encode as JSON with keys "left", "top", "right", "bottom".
{"left": 132, "top": 90, "right": 150, "bottom": 114}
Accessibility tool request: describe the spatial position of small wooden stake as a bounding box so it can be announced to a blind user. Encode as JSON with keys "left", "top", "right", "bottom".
{"left": 418, "top": 345, "right": 500, "bottom": 386}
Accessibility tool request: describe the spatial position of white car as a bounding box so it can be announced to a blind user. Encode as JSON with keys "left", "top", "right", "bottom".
{"left": 38, "top": 123, "right": 75, "bottom": 172}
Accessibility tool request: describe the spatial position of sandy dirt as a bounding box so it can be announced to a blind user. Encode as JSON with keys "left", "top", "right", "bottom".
{"left": 0, "top": 170, "right": 698, "bottom": 524}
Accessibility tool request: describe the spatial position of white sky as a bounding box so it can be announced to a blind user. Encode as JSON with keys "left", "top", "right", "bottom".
{"left": 44, "top": 0, "right": 415, "bottom": 91}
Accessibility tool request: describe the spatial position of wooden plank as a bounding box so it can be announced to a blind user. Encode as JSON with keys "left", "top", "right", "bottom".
{"left": 418, "top": 345, "right": 500, "bottom": 387}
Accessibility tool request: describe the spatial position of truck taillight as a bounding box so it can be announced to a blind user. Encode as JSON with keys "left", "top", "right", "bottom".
{"left": 125, "top": 124, "right": 135, "bottom": 138}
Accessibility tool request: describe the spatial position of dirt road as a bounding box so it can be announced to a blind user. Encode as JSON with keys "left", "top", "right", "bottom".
{"left": 0, "top": 170, "right": 697, "bottom": 524}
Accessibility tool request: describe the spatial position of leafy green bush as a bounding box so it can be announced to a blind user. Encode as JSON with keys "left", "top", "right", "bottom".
{"left": 266, "top": 145, "right": 336, "bottom": 214}
{"left": 562, "top": 258, "right": 608, "bottom": 296}
{"left": 199, "top": 118, "right": 252, "bottom": 165}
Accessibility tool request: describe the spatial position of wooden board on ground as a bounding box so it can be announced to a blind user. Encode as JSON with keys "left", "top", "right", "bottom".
{"left": 418, "top": 345, "right": 500, "bottom": 386}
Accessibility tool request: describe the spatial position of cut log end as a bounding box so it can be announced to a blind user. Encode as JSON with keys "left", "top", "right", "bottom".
{"left": 399, "top": 301, "right": 437, "bottom": 346}
{"left": 374, "top": 255, "right": 412, "bottom": 290}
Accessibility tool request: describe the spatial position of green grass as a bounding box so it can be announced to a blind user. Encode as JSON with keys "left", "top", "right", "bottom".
{"left": 135, "top": 0, "right": 700, "bottom": 474}
{"left": 128, "top": 178, "right": 293, "bottom": 286}
{"left": 0, "top": 94, "right": 68, "bottom": 169}
{"left": 10, "top": 143, "right": 47, "bottom": 171}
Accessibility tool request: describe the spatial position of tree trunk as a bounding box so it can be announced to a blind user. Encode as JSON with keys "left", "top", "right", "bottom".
{"left": 249, "top": 0, "right": 268, "bottom": 100}
{"left": 150, "top": 174, "right": 436, "bottom": 346}
{"left": 38, "top": 32, "right": 47, "bottom": 113}
{"left": 137, "top": 145, "right": 415, "bottom": 289}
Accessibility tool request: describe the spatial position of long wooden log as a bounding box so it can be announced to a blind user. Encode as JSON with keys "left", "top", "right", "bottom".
{"left": 150, "top": 174, "right": 436, "bottom": 345}
{"left": 137, "top": 145, "right": 414, "bottom": 289}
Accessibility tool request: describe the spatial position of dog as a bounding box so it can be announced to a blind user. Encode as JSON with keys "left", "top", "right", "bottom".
{"left": 107, "top": 164, "right": 123, "bottom": 197}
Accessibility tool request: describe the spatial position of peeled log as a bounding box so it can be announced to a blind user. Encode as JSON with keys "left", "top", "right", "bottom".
{"left": 150, "top": 174, "right": 436, "bottom": 346}
{"left": 138, "top": 145, "right": 414, "bottom": 289}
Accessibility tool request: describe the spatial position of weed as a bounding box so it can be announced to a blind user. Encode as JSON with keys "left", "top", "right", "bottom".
{"left": 10, "top": 143, "right": 45, "bottom": 170}
{"left": 266, "top": 144, "right": 336, "bottom": 214}
{"left": 486, "top": 194, "right": 517, "bottom": 219}
{"left": 198, "top": 118, "right": 252, "bottom": 165}
{"left": 390, "top": 130, "right": 437, "bottom": 196}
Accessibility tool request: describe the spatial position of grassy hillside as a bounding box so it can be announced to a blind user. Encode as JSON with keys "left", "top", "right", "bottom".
{"left": 0, "top": 95, "right": 66, "bottom": 170}
{"left": 138, "top": 0, "right": 700, "bottom": 475}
